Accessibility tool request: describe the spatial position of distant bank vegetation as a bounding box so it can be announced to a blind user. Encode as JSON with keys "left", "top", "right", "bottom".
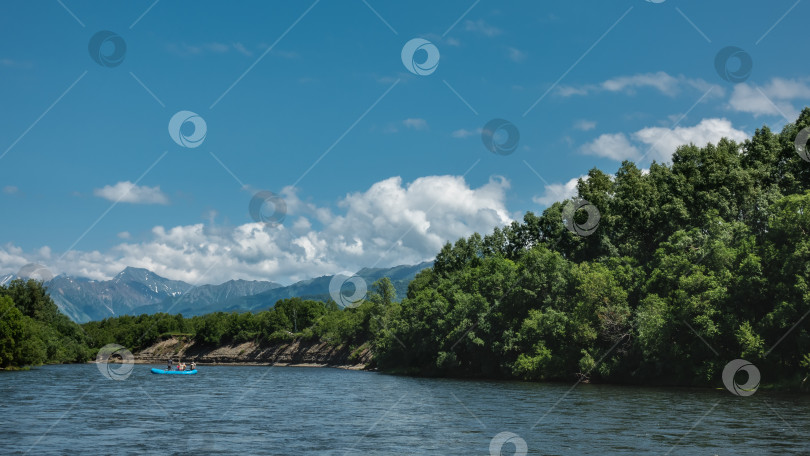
{"left": 2, "top": 110, "right": 810, "bottom": 391}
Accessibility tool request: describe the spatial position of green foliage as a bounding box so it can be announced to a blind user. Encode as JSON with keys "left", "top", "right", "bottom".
{"left": 0, "top": 280, "right": 89, "bottom": 368}
{"left": 78, "top": 281, "right": 399, "bottom": 355}
{"left": 371, "top": 109, "right": 810, "bottom": 388}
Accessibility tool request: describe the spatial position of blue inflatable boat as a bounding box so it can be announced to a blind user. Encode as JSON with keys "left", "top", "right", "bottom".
{"left": 151, "top": 368, "right": 197, "bottom": 375}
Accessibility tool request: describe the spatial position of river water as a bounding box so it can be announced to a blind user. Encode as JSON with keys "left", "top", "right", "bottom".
{"left": 1, "top": 364, "right": 807, "bottom": 455}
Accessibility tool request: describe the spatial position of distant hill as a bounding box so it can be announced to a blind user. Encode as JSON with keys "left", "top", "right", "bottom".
{"left": 17, "top": 263, "right": 432, "bottom": 322}
{"left": 46, "top": 267, "right": 192, "bottom": 323}
{"left": 133, "top": 261, "right": 434, "bottom": 316}
{"left": 0, "top": 273, "right": 13, "bottom": 286}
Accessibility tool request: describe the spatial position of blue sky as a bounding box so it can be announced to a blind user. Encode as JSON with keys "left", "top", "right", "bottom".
{"left": 1, "top": 0, "right": 807, "bottom": 284}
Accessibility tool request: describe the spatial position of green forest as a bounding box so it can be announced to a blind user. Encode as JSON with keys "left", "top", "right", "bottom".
{"left": 2, "top": 110, "right": 809, "bottom": 390}
{"left": 0, "top": 277, "right": 396, "bottom": 368}
{"left": 0, "top": 280, "right": 89, "bottom": 368}
{"left": 373, "top": 109, "right": 810, "bottom": 388}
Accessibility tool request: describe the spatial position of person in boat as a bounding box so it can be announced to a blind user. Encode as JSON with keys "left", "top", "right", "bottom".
{"left": 167, "top": 359, "right": 173, "bottom": 371}
{"left": 190, "top": 361, "right": 196, "bottom": 371}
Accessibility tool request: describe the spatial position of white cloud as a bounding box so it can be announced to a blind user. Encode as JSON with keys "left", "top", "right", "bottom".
{"left": 580, "top": 133, "right": 640, "bottom": 161}
{"left": 603, "top": 72, "right": 681, "bottom": 95}
{"left": 557, "top": 86, "right": 588, "bottom": 97}
{"left": 117, "top": 231, "right": 131, "bottom": 240}
{"left": 451, "top": 128, "right": 480, "bottom": 139}
{"left": 574, "top": 120, "right": 597, "bottom": 131}
{"left": 581, "top": 118, "right": 748, "bottom": 163}
{"left": 232, "top": 42, "right": 253, "bottom": 57}
{"left": 3, "top": 175, "right": 513, "bottom": 284}
{"left": 632, "top": 118, "right": 748, "bottom": 162}
{"left": 558, "top": 72, "right": 724, "bottom": 98}
{"left": 729, "top": 77, "right": 810, "bottom": 119}
{"left": 93, "top": 181, "right": 169, "bottom": 205}
{"left": 464, "top": 19, "right": 502, "bottom": 37}
{"left": 507, "top": 47, "right": 526, "bottom": 63}
{"left": 403, "top": 118, "right": 428, "bottom": 130}
{"left": 532, "top": 176, "right": 586, "bottom": 207}
{"left": 3, "top": 185, "right": 18, "bottom": 194}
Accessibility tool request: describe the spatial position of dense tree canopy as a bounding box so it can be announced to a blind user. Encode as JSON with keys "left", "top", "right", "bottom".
{"left": 373, "top": 109, "right": 810, "bottom": 389}
{"left": 0, "top": 280, "right": 89, "bottom": 368}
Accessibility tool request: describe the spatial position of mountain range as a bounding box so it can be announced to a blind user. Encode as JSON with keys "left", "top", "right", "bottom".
{"left": 4, "top": 263, "right": 432, "bottom": 323}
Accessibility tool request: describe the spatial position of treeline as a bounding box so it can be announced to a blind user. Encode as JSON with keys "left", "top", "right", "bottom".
{"left": 80, "top": 278, "right": 397, "bottom": 353}
{"left": 1, "top": 276, "right": 397, "bottom": 369}
{"left": 1, "top": 277, "right": 398, "bottom": 368}
{"left": 0, "top": 280, "right": 89, "bottom": 368}
{"left": 371, "top": 109, "right": 810, "bottom": 388}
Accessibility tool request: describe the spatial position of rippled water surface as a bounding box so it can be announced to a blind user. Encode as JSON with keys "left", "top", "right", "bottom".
{"left": 1, "top": 364, "right": 808, "bottom": 455}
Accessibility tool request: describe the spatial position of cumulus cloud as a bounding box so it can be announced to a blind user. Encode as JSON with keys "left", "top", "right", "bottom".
{"left": 403, "top": 118, "right": 428, "bottom": 130}
{"left": 507, "top": 47, "right": 526, "bottom": 63}
{"left": 3, "top": 175, "right": 513, "bottom": 284}
{"left": 532, "top": 175, "right": 586, "bottom": 207}
{"left": 728, "top": 77, "right": 810, "bottom": 119}
{"left": 558, "top": 72, "right": 724, "bottom": 98}
{"left": 93, "top": 181, "right": 169, "bottom": 205}
{"left": 580, "top": 133, "right": 640, "bottom": 161}
{"left": 632, "top": 118, "right": 748, "bottom": 162}
{"left": 451, "top": 128, "right": 480, "bottom": 139}
{"left": 573, "top": 120, "right": 597, "bottom": 131}
{"left": 580, "top": 118, "right": 747, "bottom": 163}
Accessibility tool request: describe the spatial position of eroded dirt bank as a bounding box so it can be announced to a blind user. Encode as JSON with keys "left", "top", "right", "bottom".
{"left": 135, "top": 337, "right": 372, "bottom": 370}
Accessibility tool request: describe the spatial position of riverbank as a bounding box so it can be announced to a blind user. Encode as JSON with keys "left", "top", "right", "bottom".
{"left": 133, "top": 336, "right": 372, "bottom": 370}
